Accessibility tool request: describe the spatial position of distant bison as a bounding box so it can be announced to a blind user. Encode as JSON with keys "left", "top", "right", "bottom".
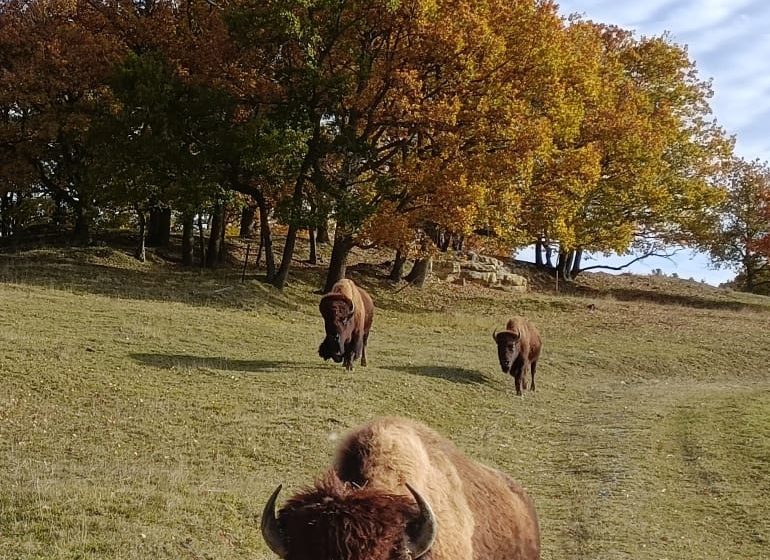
{"left": 318, "top": 278, "right": 374, "bottom": 371}
{"left": 493, "top": 316, "right": 542, "bottom": 396}
{"left": 261, "top": 416, "right": 540, "bottom": 560}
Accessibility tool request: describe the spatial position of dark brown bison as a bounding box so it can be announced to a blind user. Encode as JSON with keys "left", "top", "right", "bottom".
{"left": 493, "top": 316, "right": 542, "bottom": 396}
{"left": 318, "top": 278, "right": 374, "bottom": 371}
{"left": 261, "top": 416, "right": 540, "bottom": 560}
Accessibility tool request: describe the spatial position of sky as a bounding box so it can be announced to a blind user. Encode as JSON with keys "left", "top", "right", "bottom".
{"left": 515, "top": 0, "right": 770, "bottom": 285}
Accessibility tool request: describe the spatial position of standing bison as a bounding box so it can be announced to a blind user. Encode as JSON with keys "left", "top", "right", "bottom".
{"left": 261, "top": 416, "right": 540, "bottom": 560}
{"left": 318, "top": 278, "right": 374, "bottom": 371}
{"left": 493, "top": 316, "right": 542, "bottom": 396}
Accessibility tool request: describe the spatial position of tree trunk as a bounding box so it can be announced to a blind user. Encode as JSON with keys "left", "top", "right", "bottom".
{"left": 254, "top": 193, "right": 276, "bottom": 281}
{"left": 440, "top": 234, "right": 452, "bottom": 252}
{"left": 197, "top": 213, "right": 206, "bottom": 268}
{"left": 317, "top": 220, "right": 330, "bottom": 244}
{"left": 73, "top": 203, "right": 91, "bottom": 245}
{"left": 571, "top": 248, "right": 583, "bottom": 277}
{"left": 557, "top": 250, "right": 574, "bottom": 282}
{"left": 134, "top": 207, "right": 146, "bottom": 262}
{"left": 217, "top": 204, "right": 227, "bottom": 265}
{"left": 744, "top": 253, "right": 756, "bottom": 291}
{"left": 323, "top": 230, "right": 355, "bottom": 293}
{"left": 308, "top": 227, "right": 318, "bottom": 264}
{"left": 545, "top": 243, "right": 554, "bottom": 268}
{"left": 147, "top": 207, "right": 171, "bottom": 247}
{"left": 0, "top": 193, "right": 9, "bottom": 237}
{"left": 240, "top": 204, "right": 257, "bottom": 238}
{"left": 389, "top": 248, "right": 407, "bottom": 282}
{"left": 273, "top": 224, "right": 299, "bottom": 288}
{"left": 405, "top": 256, "right": 433, "bottom": 288}
{"left": 535, "top": 238, "right": 544, "bottom": 267}
{"left": 206, "top": 203, "right": 224, "bottom": 268}
{"left": 181, "top": 212, "right": 194, "bottom": 266}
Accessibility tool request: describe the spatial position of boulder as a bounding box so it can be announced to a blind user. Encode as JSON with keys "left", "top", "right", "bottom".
{"left": 460, "top": 269, "right": 498, "bottom": 285}
{"left": 433, "top": 260, "right": 461, "bottom": 279}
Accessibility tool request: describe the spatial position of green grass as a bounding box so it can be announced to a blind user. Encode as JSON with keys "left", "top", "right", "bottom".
{"left": 1, "top": 246, "right": 769, "bottom": 559}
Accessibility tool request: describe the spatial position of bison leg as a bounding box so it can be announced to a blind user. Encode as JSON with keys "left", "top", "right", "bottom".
{"left": 530, "top": 361, "right": 537, "bottom": 391}
{"left": 511, "top": 367, "right": 523, "bottom": 396}
{"left": 521, "top": 361, "right": 529, "bottom": 391}
{"left": 360, "top": 332, "right": 369, "bottom": 367}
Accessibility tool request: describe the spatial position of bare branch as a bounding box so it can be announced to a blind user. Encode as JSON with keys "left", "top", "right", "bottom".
{"left": 579, "top": 249, "right": 682, "bottom": 273}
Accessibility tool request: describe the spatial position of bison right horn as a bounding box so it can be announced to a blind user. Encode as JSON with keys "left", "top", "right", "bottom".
{"left": 492, "top": 328, "right": 498, "bottom": 342}
{"left": 405, "top": 483, "right": 437, "bottom": 558}
{"left": 261, "top": 484, "right": 289, "bottom": 557}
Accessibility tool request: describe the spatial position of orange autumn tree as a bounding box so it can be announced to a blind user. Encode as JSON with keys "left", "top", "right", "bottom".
{"left": 0, "top": 0, "right": 126, "bottom": 243}
{"left": 520, "top": 21, "right": 732, "bottom": 279}
{"left": 354, "top": 0, "right": 580, "bottom": 283}
{"left": 226, "top": 0, "right": 583, "bottom": 290}
{"left": 706, "top": 157, "right": 770, "bottom": 292}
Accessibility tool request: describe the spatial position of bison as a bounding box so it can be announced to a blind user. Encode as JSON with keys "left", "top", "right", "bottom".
{"left": 493, "top": 316, "right": 542, "bottom": 396}
{"left": 318, "top": 278, "right": 374, "bottom": 371}
{"left": 261, "top": 416, "right": 541, "bottom": 560}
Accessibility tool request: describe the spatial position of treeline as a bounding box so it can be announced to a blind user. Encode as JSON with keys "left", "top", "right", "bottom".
{"left": 1, "top": 0, "right": 767, "bottom": 291}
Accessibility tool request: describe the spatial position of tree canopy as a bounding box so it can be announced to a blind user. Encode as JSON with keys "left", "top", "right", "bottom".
{"left": 0, "top": 0, "right": 752, "bottom": 289}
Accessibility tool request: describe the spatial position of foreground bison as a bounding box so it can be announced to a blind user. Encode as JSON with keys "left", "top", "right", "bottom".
{"left": 493, "top": 316, "right": 542, "bottom": 396}
{"left": 318, "top": 278, "right": 374, "bottom": 371}
{"left": 261, "top": 416, "right": 540, "bottom": 560}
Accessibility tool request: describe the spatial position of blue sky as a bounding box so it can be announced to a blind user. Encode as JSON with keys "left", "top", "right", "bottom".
{"left": 516, "top": 0, "right": 770, "bottom": 285}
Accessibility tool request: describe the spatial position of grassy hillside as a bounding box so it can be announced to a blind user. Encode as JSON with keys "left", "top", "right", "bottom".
{"left": 1, "top": 245, "right": 769, "bottom": 560}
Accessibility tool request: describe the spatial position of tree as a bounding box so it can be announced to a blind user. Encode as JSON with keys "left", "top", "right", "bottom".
{"left": 520, "top": 22, "right": 732, "bottom": 279}
{"left": 706, "top": 158, "right": 770, "bottom": 292}
{"left": 0, "top": 0, "right": 125, "bottom": 243}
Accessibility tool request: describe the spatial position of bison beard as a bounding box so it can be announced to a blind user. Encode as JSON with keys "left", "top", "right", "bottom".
{"left": 260, "top": 416, "right": 540, "bottom": 560}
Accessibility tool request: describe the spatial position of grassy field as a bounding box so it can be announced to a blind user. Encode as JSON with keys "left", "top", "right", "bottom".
{"left": 1, "top": 246, "right": 769, "bottom": 559}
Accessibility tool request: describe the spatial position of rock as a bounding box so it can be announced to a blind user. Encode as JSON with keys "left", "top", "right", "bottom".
{"left": 460, "top": 269, "right": 497, "bottom": 285}
{"left": 498, "top": 272, "right": 528, "bottom": 288}
{"left": 433, "top": 260, "right": 461, "bottom": 279}
{"left": 463, "top": 261, "right": 498, "bottom": 273}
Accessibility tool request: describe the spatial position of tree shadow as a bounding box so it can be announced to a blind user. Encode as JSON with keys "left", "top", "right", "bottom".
{"left": 131, "top": 353, "right": 304, "bottom": 373}
{"left": 0, "top": 249, "right": 324, "bottom": 312}
{"left": 384, "top": 364, "right": 492, "bottom": 385}
{"left": 579, "top": 285, "right": 766, "bottom": 312}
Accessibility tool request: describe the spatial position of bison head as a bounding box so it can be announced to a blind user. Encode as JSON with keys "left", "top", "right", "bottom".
{"left": 261, "top": 478, "right": 436, "bottom": 560}
{"left": 318, "top": 295, "right": 356, "bottom": 363}
{"left": 493, "top": 328, "right": 522, "bottom": 373}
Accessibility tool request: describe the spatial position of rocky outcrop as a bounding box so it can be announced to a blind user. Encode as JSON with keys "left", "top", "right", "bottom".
{"left": 433, "top": 251, "right": 528, "bottom": 292}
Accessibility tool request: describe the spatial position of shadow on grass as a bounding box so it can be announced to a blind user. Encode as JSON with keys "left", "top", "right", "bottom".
{"left": 131, "top": 353, "right": 304, "bottom": 373}
{"left": 0, "top": 249, "right": 325, "bottom": 312}
{"left": 578, "top": 285, "right": 767, "bottom": 312}
{"left": 384, "top": 364, "right": 492, "bottom": 385}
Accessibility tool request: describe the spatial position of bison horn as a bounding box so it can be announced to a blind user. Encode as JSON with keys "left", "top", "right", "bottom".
{"left": 405, "top": 483, "right": 437, "bottom": 558}
{"left": 492, "top": 328, "right": 498, "bottom": 342}
{"left": 261, "top": 484, "right": 288, "bottom": 557}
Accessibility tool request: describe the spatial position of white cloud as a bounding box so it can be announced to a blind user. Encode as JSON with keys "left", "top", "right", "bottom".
{"left": 557, "top": 0, "right": 770, "bottom": 161}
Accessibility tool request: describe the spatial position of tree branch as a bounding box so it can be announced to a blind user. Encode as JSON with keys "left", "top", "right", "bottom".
{"left": 578, "top": 249, "right": 681, "bottom": 273}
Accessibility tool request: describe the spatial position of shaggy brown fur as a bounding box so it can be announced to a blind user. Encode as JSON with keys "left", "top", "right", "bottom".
{"left": 271, "top": 417, "right": 540, "bottom": 560}
{"left": 318, "top": 279, "right": 374, "bottom": 371}
{"left": 494, "top": 316, "right": 542, "bottom": 396}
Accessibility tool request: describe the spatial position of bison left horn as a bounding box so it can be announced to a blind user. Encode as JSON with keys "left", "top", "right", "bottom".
{"left": 261, "top": 484, "right": 288, "bottom": 557}
{"left": 405, "top": 483, "right": 437, "bottom": 558}
{"left": 492, "top": 328, "right": 498, "bottom": 342}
